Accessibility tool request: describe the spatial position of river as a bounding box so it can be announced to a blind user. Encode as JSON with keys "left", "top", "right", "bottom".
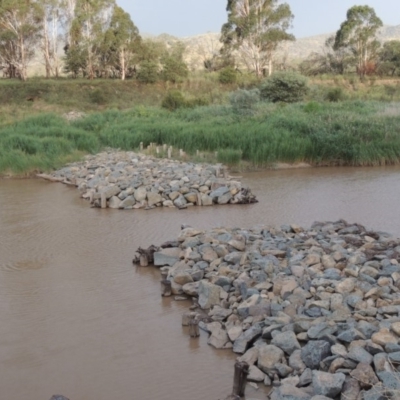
{"left": 1, "top": 166, "right": 400, "bottom": 400}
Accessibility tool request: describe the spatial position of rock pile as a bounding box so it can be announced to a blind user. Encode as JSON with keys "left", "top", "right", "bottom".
{"left": 136, "top": 220, "right": 400, "bottom": 400}
{"left": 43, "top": 151, "right": 257, "bottom": 209}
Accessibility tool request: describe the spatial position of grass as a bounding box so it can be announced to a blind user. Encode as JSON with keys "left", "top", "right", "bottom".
{"left": 2, "top": 98, "right": 400, "bottom": 175}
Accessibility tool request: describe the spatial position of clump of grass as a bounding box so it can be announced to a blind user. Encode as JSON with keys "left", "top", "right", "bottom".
{"left": 217, "top": 148, "right": 242, "bottom": 166}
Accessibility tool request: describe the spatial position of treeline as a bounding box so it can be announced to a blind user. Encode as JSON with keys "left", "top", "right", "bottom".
{"left": 0, "top": 0, "right": 189, "bottom": 82}
{"left": 1, "top": 1, "right": 400, "bottom": 82}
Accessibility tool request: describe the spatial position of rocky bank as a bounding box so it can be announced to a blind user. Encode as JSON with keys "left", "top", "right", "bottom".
{"left": 39, "top": 151, "right": 257, "bottom": 209}
{"left": 135, "top": 220, "right": 400, "bottom": 400}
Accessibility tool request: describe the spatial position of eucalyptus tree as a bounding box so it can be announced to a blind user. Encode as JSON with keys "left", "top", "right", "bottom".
{"left": 102, "top": 5, "right": 141, "bottom": 79}
{"left": 379, "top": 41, "right": 400, "bottom": 76}
{"left": 40, "top": 0, "right": 63, "bottom": 77}
{"left": 65, "top": 0, "right": 115, "bottom": 79}
{"left": 334, "top": 5, "right": 383, "bottom": 77}
{"left": 221, "top": 0, "right": 294, "bottom": 77}
{"left": 0, "top": 0, "right": 42, "bottom": 80}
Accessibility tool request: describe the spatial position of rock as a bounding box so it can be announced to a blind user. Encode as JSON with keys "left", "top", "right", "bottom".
{"left": 340, "top": 377, "right": 360, "bottom": 400}
{"left": 238, "top": 346, "right": 259, "bottom": 365}
{"left": 147, "top": 191, "right": 162, "bottom": 206}
{"left": 198, "top": 281, "right": 221, "bottom": 309}
{"left": 312, "top": 371, "right": 346, "bottom": 398}
{"left": 233, "top": 324, "right": 262, "bottom": 354}
{"left": 371, "top": 328, "right": 399, "bottom": 346}
{"left": 154, "top": 248, "right": 181, "bottom": 266}
{"left": 228, "top": 326, "right": 243, "bottom": 342}
{"left": 301, "top": 340, "right": 331, "bottom": 369}
{"left": 271, "top": 331, "right": 301, "bottom": 355}
{"left": 335, "top": 278, "right": 355, "bottom": 294}
{"left": 100, "top": 185, "right": 121, "bottom": 199}
{"left": 270, "top": 384, "right": 311, "bottom": 400}
{"left": 248, "top": 365, "right": 265, "bottom": 382}
{"left": 257, "top": 344, "right": 285, "bottom": 374}
{"left": 207, "top": 323, "right": 230, "bottom": 349}
{"left": 108, "top": 196, "right": 122, "bottom": 209}
{"left": 174, "top": 195, "right": 187, "bottom": 208}
{"left": 134, "top": 186, "right": 147, "bottom": 201}
{"left": 182, "top": 281, "right": 200, "bottom": 296}
{"left": 350, "top": 362, "right": 379, "bottom": 389}
{"left": 237, "top": 294, "right": 261, "bottom": 318}
{"left": 209, "top": 305, "right": 232, "bottom": 321}
{"left": 347, "top": 347, "right": 373, "bottom": 364}
{"left": 174, "top": 271, "right": 193, "bottom": 285}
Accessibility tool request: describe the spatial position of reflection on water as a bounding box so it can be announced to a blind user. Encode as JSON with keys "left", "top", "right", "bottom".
{"left": 0, "top": 166, "right": 399, "bottom": 400}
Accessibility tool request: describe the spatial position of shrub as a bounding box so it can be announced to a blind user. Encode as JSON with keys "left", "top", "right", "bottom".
{"left": 89, "top": 89, "right": 107, "bottom": 105}
{"left": 229, "top": 89, "right": 260, "bottom": 115}
{"left": 303, "top": 101, "right": 322, "bottom": 113}
{"left": 137, "top": 61, "right": 159, "bottom": 84}
{"left": 161, "top": 57, "right": 189, "bottom": 83}
{"left": 325, "top": 87, "right": 345, "bottom": 102}
{"left": 161, "top": 90, "right": 187, "bottom": 111}
{"left": 218, "top": 67, "right": 238, "bottom": 84}
{"left": 260, "top": 72, "right": 309, "bottom": 103}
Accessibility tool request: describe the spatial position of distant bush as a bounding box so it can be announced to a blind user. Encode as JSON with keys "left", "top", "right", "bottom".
{"left": 260, "top": 72, "right": 309, "bottom": 103}
{"left": 185, "top": 96, "right": 210, "bottom": 108}
{"left": 303, "top": 101, "right": 322, "bottom": 113}
{"left": 325, "top": 87, "right": 345, "bottom": 102}
{"left": 89, "top": 89, "right": 107, "bottom": 105}
{"left": 229, "top": 89, "right": 260, "bottom": 115}
{"left": 137, "top": 61, "right": 159, "bottom": 84}
{"left": 161, "top": 90, "right": 187, "bottom": 111}
{"left": 219, "top": 67, "right": 238, "bottom": 84}
{"left": 161, "top": 57, "right": 189, "bottom": 83}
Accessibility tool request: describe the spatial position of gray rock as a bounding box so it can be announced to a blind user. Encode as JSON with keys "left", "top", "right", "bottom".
{"left": 257, "top": 344, "right": 285, "bottom": 374}
{"left": 347, "top": 346, "right": 373, "bottom": 364}
{"left": 312, "top": 371, "right": 346, "bottom": 398}
{"left": 198, "top": 281, "right": 221, "bottom": 309}
{"left": 247, "top": 365, "right": 265, "bottom": 382}
{"left": 350, "top": 362, "right": 379, "bottom": 389}
{"left": 154, "top": 248, "right": 181, "bottom": 266}
{"left": 301, "top": 340, "right": 331, "bottom": 369}
{"left": 270, "top": 384, "right": 311, "bottom": 400}
{"left": 307, "top": 323, "right": 338, "bottom": 339}
{"left": 271, "top": 330, "right": 301, "bottom": 355}
{"left": 233, "top": 324, "right": 262, "bottom": 354}
{"left": 340, "top": 377, "right": 360, "bottom": 400}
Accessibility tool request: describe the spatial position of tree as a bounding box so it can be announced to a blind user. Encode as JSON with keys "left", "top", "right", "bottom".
{"left": 300, "top": 36, "right": 353, "bottom": 76}
{"left": 161, "top": 42, "right": 188, "bottom": 83}
{"left": 102, "top": 5, "right": 141, "bottom": 80}
{"left": 0, "top": 0, "right": 42, "bottom": 80}
{"left": 221, "top": 0, "right": 294, "bottom": 77}
{"left": 379, "top": 40, "right": 400, "bottom": 76}
{"left": 39, "top": 0, "right": 63, "bottom": 78}
{"left": 64, "top": 0, "right": 115, "bottom": 79}
{"left": 334, "top": 5, "right": 382, "bottom": 77}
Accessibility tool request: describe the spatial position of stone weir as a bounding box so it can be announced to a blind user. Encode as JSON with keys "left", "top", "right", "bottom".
{"left": 38, "top": 151, "right": 257, "bottom": 210}
{"left": 134, "top": 220, "right": 400, "bottom": 400}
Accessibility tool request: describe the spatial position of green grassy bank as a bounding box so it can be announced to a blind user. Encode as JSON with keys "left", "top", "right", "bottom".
{"left": 1, "top": 100, "right": 400, "bottom": 175}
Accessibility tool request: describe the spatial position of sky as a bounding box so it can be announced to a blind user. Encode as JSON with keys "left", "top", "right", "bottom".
{"left": 116, "top": 0, "right": 400, "bottom": 38}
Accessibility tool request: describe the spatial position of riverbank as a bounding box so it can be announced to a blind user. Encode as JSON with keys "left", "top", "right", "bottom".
{"left": 138, "top": 220, "right": 400, "bottom": 399}
{"left": 1, "top": 100, "right": 400, "bottom": 176}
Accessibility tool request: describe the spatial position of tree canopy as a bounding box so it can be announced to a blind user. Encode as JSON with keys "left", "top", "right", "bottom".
{"left": 221, "top": 0, "right": 294, "bottom": 77}
{"left": 334, "top": 5, "right": 383, "bottom": 76}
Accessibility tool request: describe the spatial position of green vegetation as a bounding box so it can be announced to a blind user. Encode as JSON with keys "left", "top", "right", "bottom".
{"left": 260, "top": 72, "right": 309, "bottom": 103}
{"left": 2, "top": 98, "right": 400, "bottom": 175}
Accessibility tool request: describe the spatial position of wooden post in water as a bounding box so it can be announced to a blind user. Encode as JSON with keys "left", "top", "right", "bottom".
{"left": 156, "top": 146, "right": 160, "bottom": 155}
{"left": 163, "top": 144, "right": 167, "bottom": 152}
{"left": 101, "top": 192, "right": 107, "bottom": 209}
{"left": 160, "top": 270, "right": 168, "bottom": 280}
{"left": 139, "top": 254, "right": 148, "bottom": 267}
{"left": 179, "top": 149, "right": 184, "bottom": 158}
{"left": 161, "top": 279, "right": 172, "bottom": 297}
{"left": 188, "top": 315, "right": 200, "bottom": 338}
{"left": 232, "top": 361, "right": 249, "bottom": 398}
{"left": 168, "top": 146, "right": 172, "bottom": 158}
{"left": 140, "top": 142, "right": 143, "bottom": 151}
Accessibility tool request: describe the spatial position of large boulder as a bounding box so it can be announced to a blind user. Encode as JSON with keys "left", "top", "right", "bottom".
{"left": 198, "top": 281, "right": 221, "bottom": 309}
{"left": 154, "top": 248, "right": 181, "bottom": 266}
{"left": 257, "top": 344, "right": 285, "bottom": 374}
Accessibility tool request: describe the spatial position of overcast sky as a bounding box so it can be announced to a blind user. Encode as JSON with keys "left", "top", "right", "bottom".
{"left": 116, "top": 0, "right": 400, "bottom": 38}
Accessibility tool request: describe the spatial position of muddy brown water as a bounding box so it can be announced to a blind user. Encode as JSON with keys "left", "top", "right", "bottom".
{"left": 1, "top": 166, "right": 400, "bottom": 400}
